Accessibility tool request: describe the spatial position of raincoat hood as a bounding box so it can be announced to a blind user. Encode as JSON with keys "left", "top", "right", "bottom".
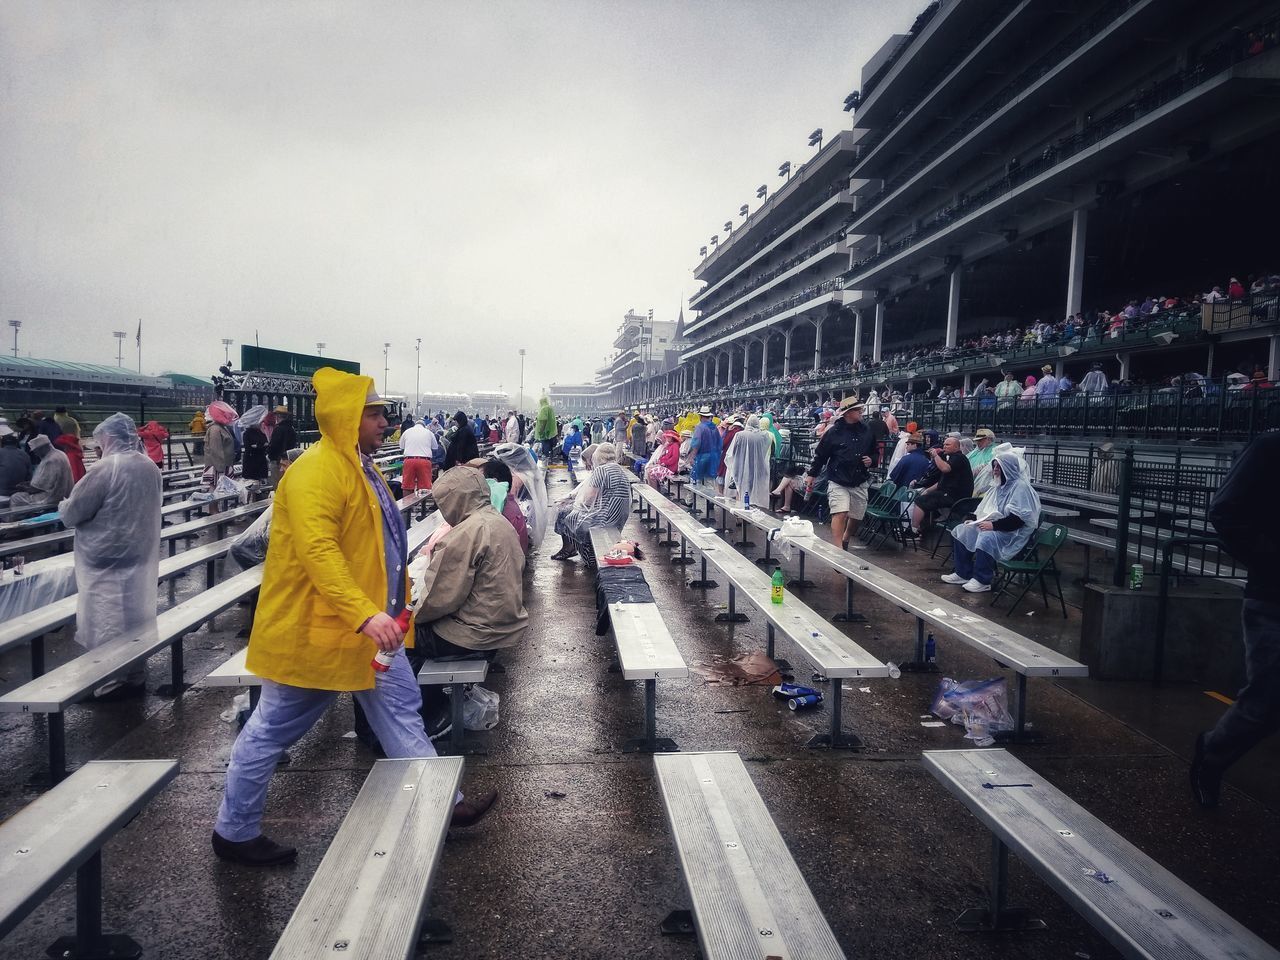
{"left": 96, "top": 412, "right": 144, "bottom": 456}
{"left": 433, "top": 465, "right": 492, "bottom": 526}
{"left": 314, "top": 367, "right": 375, "bottom": 460}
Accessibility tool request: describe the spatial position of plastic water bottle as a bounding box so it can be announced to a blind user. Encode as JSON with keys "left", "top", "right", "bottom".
{"left": 743, "top": 492, "right": 750, "bottom": 509}
{"left": 771, "top": 567, "right": 785, "bottom": 604}
{"left": 925, "top": 632, "right": 937, "bottom": 664}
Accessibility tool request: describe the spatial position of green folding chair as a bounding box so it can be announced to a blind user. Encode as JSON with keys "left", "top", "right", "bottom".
{"left": 931, "top": 495, "right": 983, "bottom": 562}
{"left": 859, "top": 480, "right": 899, "bottom": 545}
{"left": 989, "top": 524, "right": 1069, "bottom": 617}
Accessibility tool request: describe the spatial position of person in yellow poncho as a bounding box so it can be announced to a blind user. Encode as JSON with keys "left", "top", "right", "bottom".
{"left": 213, "top": 368, "right": 495, "bottom": 867}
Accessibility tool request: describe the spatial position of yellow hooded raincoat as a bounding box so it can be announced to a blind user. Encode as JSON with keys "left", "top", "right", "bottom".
{"left": 245, "top": 367, "right": 412, "bottom": 691}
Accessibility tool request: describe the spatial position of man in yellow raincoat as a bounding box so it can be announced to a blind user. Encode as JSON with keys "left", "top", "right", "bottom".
{"left": 213, "top": 368, "right": 496, "bottom": 866}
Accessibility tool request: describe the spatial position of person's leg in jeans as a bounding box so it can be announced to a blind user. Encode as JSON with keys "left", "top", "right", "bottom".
{"left": 972, "top": 548, "right": 996, "bottom": 585}
{"left": 1201, "top": 599, "right": 1280, "bottom": 774}
{"left": 952, "top": 540, "right": 975, "bottom": 581}
{"left": 215, "top": 681, "right": 335, "bottom": 841}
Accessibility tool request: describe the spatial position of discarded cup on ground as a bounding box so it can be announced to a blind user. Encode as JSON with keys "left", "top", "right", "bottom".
{"left": 885, "top": 661, "right": 901, "bottom": 680}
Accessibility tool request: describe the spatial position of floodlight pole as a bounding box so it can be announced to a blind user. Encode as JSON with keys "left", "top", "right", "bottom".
{"left": 316, "top": 342, "right": 325, "bottom": 357}
{"left": 518, "top": 348, "right": 526, "bottom": 412}
{"left": 9, "top": 320, "right": 21, "bottom": 357}
{"left": 221, "top": 338, "right": 233, "bottom": 365}
{"left": 383, "top": 342, "right": 391, "bottom": 396}
{"left": 415, "top": 338, "right": 422, "bottom": 416}
{"left": 113, "top": 331, "right": 126, "bottom": 366}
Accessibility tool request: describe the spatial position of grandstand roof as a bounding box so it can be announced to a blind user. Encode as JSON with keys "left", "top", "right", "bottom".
{"left": 0, "top": 356, "right": 173, "bottom": 386}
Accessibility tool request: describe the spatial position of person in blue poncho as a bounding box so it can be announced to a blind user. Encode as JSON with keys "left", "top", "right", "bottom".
{"left": 688, "top": 406, "right": 722, "bottom": 489}
{"left": 561, "top": 422, "right": 583, "bottom": 461}
{"left": 942, "top": 450, "right": 1040, "bottom": 593}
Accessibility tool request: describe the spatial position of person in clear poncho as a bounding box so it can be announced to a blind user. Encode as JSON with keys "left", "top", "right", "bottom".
{"left": 943, "top": 450, "right": 1041, "bottom": 593}
{"left": 724, "top": 415, "right": 773, "bottom": 506}
{"left": 494, "top": 441, "right": 548, "bottom": 548}
{"left": 550, "top": 442, "right": 631, "bottom": 564}
{"left": 236, "top": 405, "right": 270, "bottom": 482}
{"left": 58, "top": 412, "right": 162, "bottom": 697}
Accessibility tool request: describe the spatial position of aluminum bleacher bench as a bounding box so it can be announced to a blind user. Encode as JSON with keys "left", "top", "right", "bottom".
{"left": 633, "top": 483, "right": 887, "bottom": 749}
{"left": 0, "top": 759, "right": 178, "bottom": 960}
{"left": 654, "top": 751, "right": 846, "bottom": 959}
{"left": 924, "top": 749, "right": 1280, "bottom": 958}
{"left": 684, "top": 489, "right": 1088, "bottom": 742}
{"left": 589, "top": 526, "right": 688, "bottom": 752}
{"left": 0, "top": 535, "right": 239, "bottom": 680}
{"left": 0, "top": 564, "right": 264, "bottom": 781}
{"left": 269, "top": 757, "right": 463, "bottom": 959}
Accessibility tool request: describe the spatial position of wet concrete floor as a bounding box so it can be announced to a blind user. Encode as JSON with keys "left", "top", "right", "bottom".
{"left": 1, "top": 473, "right": 1277, "bottom": 959}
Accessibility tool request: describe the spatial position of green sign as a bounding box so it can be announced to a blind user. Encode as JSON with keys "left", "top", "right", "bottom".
{"left": 240, "top": 346, "right": 360, "bottom": 378}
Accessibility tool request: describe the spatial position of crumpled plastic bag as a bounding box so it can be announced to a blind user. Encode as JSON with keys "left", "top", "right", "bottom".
{"left": 214, "top": 473, "right": 250, "bottom": 505}
{"left": 766, "top": 515, "right": 816, "bottom": 561}
{"left": 463, "top": 684, "right": 500, "bottom": 731}
{"left": 930, "top": 677, "right": 1014, "bottom": 746}
{"left": 690, "top": 650, "right": 783, "bottom": 686}
{"left": 229, "top": 505, "right": 272, "bottom": 569}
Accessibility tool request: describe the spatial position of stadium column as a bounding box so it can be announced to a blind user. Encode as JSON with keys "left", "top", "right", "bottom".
{"left": 853, "top": 309, "right": 863, "bottom": 363}
{"left": 1118, "top": 353, "right": 1131, "bottom": 380}
{"left": 946, "top": 268, "right": 961, "bottom": 348}
{"left": 760, "top": 336, "right": 769, "bottom": 380}
{"left": 813, "top": 316, "right": 824, "bottom": 372}
{"left": 1066, "top": 207, "right": 1088, "bottom": 318}
{"left": 1270, "top": 336, "right": 1280, "bottom": 382}
{"left": 873, "top": 302, "right": 885, "bottom": 362}
{"left": 782, "top": 326, "right": 792, "bottom": 377}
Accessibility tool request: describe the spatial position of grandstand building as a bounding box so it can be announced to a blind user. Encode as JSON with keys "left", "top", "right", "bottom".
{"left": 546, "top": 382, "right": 605, "bottom": 418}
{"left": 471, "top": 390, "right": 512, "bottom": 416}
{"left": 418, "top": 390, "right": 471, "bottom": 416}
{"left": 664, "top": 0, "right": 1280, "bottom": 406}
{"left": 600, "top": 308, "right": 688, "bottom": 410}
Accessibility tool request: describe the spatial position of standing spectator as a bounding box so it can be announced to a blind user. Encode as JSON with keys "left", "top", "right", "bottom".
{"left": 189, "top": 408, "right": 207, "bottom": 457}
{"left": 534, "top": 396, "right": 557, "bottom": 460}
{"left": 689, "top": 407, "right": 723, "bottom": 490}
{"left": 1194, "top": 431, "right": 1280, "bottom": 807}
{"left": 995, "top": 372, "right": 1020, "bottom": 407}
{"left": 398, "top": 417, "right": 438, "bottom": 493}
{"left": 239, "top": 408, "right": 270, "bottom": 482}
{"left": 724, "top": 415, "right": 772, "bottom": 506}
{"left": 1228, "top": 277, "right": 1246, "bottom": 299}
{"left": 31, "top": 409, "right": 63, "bottom": 443}
{"left": 138, "top": 420, "right": 169, "bottom": 467}
{"left": 443, "top": 411, "right": 480, "bottom": 470}
{"left": 53, "top": 406, "right": 81, "bottom": 438}
{"left": 266, "top": 405, "right": 297, "bottom": 486}
{"left": 805, "top": 397, "right": 879, "bottom": 550}
{"left": 213, "top": 371, "right": 495, "bottom": 867}
{"left": 504, "top": 409, "right": 521, "bottom": 444}
{"left": 10, "top": 434, "right": 73, "bottom": 507}
{"left": 59, "top": 413, "right": 161, "bottom": 698}
{"left": 203, "top": 402, "right": 237, "bottom": 496}
{"left": 1035, "top": 364, "right": 1060, "bottom": 398}
{"left": 1080, "top": 363, "right": 1110, "bottom": 394}
{"left": 967, "top": 428, "right": 998, "bottom": 496}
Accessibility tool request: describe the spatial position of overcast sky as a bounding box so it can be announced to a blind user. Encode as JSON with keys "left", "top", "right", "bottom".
{"left": 1, "top": 0, "right": 913, "bottom": 403}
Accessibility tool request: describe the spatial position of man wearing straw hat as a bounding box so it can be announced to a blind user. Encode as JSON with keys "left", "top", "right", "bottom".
{"left": 805, "top": 396, "right": 878, "bottom": 550}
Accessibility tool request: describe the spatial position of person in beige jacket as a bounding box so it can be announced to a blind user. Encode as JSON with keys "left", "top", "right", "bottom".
{"left": 412, "top": 466, "right": 528, "bottom": 737}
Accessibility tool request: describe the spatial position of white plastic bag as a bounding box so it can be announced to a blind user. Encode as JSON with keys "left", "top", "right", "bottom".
{"left": 214, "top": 473, "right": 250, "bottom": 505}
{"left": 462, "top": 684, "right": 500, "bottom": 731}
{"left": 219, "top": 691, "right": 250, "bottom": 723}
{"left": 767, "top": 515, "right": 816, "bottom": 561}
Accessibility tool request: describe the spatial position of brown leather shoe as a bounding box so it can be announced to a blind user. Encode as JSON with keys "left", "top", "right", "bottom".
{"left": 451, "top": 789, "right": 499, "bottom": 828}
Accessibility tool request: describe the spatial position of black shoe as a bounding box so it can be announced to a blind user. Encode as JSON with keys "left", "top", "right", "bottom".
{"left": 424, "top": 706, "right": 452, "bottom": 742}
{"left": 1190, "top": 733, "right": 1222, "bottom": 809}
{"left": 450, "top": 789, "right": 499, "bottom": 828}
{"left": 211, "top": 830, "right": 297, "bottom": 866}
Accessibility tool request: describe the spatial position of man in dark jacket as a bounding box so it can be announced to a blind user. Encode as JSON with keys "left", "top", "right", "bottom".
{"left": 805, "top": 397, "right": 879, "bottom": 549}
{"left": 266, "top": 405, "right": 297, "bottom": 486}
{"left": 1193, "top": 432, "right": 1280, "bottom": 807}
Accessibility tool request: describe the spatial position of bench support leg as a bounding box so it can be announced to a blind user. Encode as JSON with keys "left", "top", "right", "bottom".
{"left": 901, "top": 617, "right": 939, "bottom": 673}
{"left": 832, "top": 578, "right": 867, "bottom": 623}
{"left": 48, "top": 713, "right": 67, "bottom": 784}
{"left": 994, "top": 674, "right": 1044, "bottom": 744}
{"left": 30, "top": 633, "right": 46, "bottom": 678}
{"left": 715, "top": 585, "right": 749, "bottom": 623}
{"left": 734, "top": 518, "right": 755, "bottom": 551}
{"left": 46, "top": 851, "right": 144, "bottom": 960}
{"left": 671, "top": 536, "right": 693, "bottom": 566}
{"left": 807, "top": 677, "right": 861, "bottom": 750}
{"left": 657, "top": 518, "right": 677, "bottom": 548}
{"left": 755, "top": 535, "right": 779, "bottom": 569}
{"left": 623, "top": 679, "right": 679, "bottom": 753}
{"left": 157, "top": 637, "right": 188, "bottom": 698}
{"left": 765, "top": 624, "right": 793, "bottom": 674}
{"left": 787, "top": 551, "right": 816, "bottom": 589}
{"left": 688, "top": 555, "right": 718, "bottom": 590}
{"left": 955, "top": 835, "right": 1046, "bottom": 933}
{"left": 660, "top": 910, "right": 696, "bottom": 937}
{"left": 439, "top": 682, "right": 486, "bottom": 757}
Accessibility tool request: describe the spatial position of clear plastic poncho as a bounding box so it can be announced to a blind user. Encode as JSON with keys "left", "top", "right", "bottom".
{"left": 235, "top": 404, "right": 269, "bottom": 430}
{"left": 494, "top": 441, "right": 548, "bottom": 547}
{"left": 952, "top": 450, "right": 1040, "bottom": 561}
{"left": 724, "top": 418, "right": 772, "bottom": 506}
{"left": 57, "top": 412, "right": 162, "bottom": 649}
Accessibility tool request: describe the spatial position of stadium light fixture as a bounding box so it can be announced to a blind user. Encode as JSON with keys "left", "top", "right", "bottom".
{"left": 1151, "top": 331, "right": 1178, "bottom": 346}
{"left": 943, "top": 363, "right": 959, "bottom": 373}
{"left": 1058, "top": 345, "right": 1078, "bottom": 357}
{"left": 808, "top": 128, "right": 823, "bottom": 150}
{"left": 113, "top": 330, "right": 126, "bottom": 366}
{"left": 739, "top": 204, "right": 749, "bottom": 218}
{"left": 778, "top": 161, "right": 791, "bottom": 180}
{"left": 699, "top": 245, "right": 707, "bottom": 258}
{"left": 221, "top": 338, "right": 234, "bottom": 365}
{"left": 756, "top": 184, "right": 767, "bottom": 200}
{"left": 724, "top": 221, "right": 733, "bottom": 234}
{"left": 316, "top": 342, "right": 326, "bottom": 356}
